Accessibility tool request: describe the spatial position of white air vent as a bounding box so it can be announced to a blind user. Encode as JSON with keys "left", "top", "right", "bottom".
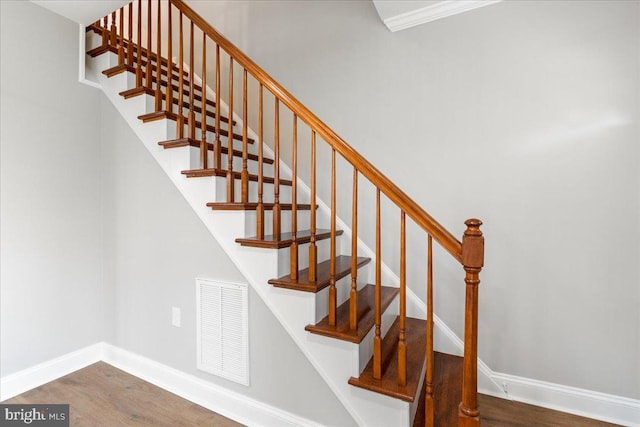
{"left": 196, "top": 278, "right": 249, "bottom": 385}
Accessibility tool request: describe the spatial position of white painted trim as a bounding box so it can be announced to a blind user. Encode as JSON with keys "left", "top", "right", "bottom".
{"left": 77, "top": 24, "right": 101, "bottom": 89}
{"left": 383, "top": 1, "right": 502, "bottom": 33}
{"left": 101, "top": 343, "right": 327, "bottom": 427}
{"left": 0, "top": 343, "right": 103, "bottom": 401}
{"left": 491, "top": 372, "right": 640, "bottom": 427}
{"left": 3, "top": 343, "right": 638, "bottom": 426}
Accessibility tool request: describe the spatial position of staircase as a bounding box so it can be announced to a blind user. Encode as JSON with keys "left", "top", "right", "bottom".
{"left": 84, "top": 1, "right": 485, "bottom": 426}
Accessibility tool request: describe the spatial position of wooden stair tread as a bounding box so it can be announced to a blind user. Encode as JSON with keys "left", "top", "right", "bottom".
{"left": 206, "top": 202, "right": 314, "bottom": 211}
{"left": 120, "top": 86, "right": 155, "bottom": 99}
{"left": 413, "top": 352, "right": 463, "bottom": 427}
{"left": 428, "top": 352, "right": 463, "bottom": 427}
{"left": 181, "top": 168, "right": 291, "bottom": 186}
{"left": 236, "top": 229, "right": 343, "bottom": 249}
{"left": 101, "top": 61, "right": 189, "bottom": 81}
{"left": 305, "top": 284, "right": 398, "bottom": 341}
{"left": 119, "top": 87, "right": 216, "bottom": 109}
{"left": 86, "top": 44, "right": 117, "bottom": 58}
{"left": 145, "top": 74, "right": 209, "bottom": 103}
{"left": 269, "top": 255, "right": 369, "bottom": 293}
{"left": 131, "top": 100, "right": 231, "bottom": 124}
{"left": 104, "top": 66, "right": 228, "bottom": 123}
{"left": 87, "top": 26, "right": 184, "bottom": 74}
{"left": 348, "top": 317, "right": 426, "bottom": 402}
{"left": 100, "top": 59, "right": 214, "bottom": 110}
{"left": 138, "top": 111, "right": 253, "bottom": 144}
{"left": 159, "top": 138, "right": 274, "bottom": 164}
{"left": 172, "top": 99, "right": 232, "bottom": 124}
{"left": 102, "top": 53, "right": 190, "bottom": 80}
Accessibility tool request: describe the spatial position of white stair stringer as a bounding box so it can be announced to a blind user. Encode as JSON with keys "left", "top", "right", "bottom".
{"left": 89, "top": 51, "right": 416, "bottom": 427}
{"left": 86, "top": 37, "right": 505, "bottom": 423}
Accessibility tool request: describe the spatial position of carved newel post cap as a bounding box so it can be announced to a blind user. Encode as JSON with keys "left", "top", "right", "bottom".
{"left": 464, "top": 218, "right": 483, "bottom": 236}
{"left": 462, "top": 218, "right": 484, "bottom": 269}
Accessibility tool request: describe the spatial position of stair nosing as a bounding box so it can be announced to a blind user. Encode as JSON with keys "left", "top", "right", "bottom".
{"left": 305, "top": 284, "right": 399, "bottom": 342}
{"left": 181, "top": 168, "right": 292, "bottom": 186}
{"left": 347, "top": 316, "right": 427, "bottom": 402}
{"left": 138, "top": 112, "right": 254, "bottom": 144}
{"left": 206, "top": 202, "right": 315, "bottom": 211}
{"left": 268, "top": 255, "right": 370, "bottom": 293}
{"left": 236, "top": 229, "right": 343, "bottom": 250}
{"left": 158, "top": 138, "right": 274, "bottom": 164}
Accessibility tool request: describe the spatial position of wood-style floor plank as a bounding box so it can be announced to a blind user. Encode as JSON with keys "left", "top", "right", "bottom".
{"left": 412, "top": 353, "right": 622, "bottom": 427}
{"left": 478, "top": 394, "right": 622, "bottom": 427}
{"left": 2, "top": 362, "right": 243, "bottom": 427}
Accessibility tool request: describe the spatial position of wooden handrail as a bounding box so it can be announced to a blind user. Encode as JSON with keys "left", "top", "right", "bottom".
{"left": 93, "top": 4, "right": 482, "bottom": 425}
{"left": 170, "top": 0, "right": 463, "bottom": 263}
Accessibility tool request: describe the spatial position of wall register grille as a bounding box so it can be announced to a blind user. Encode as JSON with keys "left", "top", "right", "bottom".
{"left": 196, "top": 278, "right": 249, "bottom": 386}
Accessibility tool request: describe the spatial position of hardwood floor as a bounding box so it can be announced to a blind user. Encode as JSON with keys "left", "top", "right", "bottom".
{"left": 412, "top": 352, "right": 622, "bottom": 427}
{"left": 3, "top": 362, "right": 243, "bottom": 427}
{"left": 3, "top": 361, "right": 622, "bottom": 427}
{"left": 477, "top": 394, "right": 622, "bottom": 427}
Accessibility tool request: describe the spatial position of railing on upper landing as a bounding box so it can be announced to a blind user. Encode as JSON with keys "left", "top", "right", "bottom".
{"left": 89, "top": 2, "right": 485, "bottom": 425}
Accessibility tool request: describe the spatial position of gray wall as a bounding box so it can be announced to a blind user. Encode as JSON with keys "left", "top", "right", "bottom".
{"left": 1, "top": 2, "right": 356, "bottom": 424}
{"left": 1, "top": 0, "right": 104, "bottom": 375}
{"left": 186, "top": 0, "right": 640, "bottom": 400}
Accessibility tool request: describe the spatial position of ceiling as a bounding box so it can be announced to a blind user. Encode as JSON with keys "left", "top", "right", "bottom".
{"left": 30, "top": 0, "right": 130, "bottom": 25}
{"left": 29, "top": 0, "right": 501, "bottom": 33}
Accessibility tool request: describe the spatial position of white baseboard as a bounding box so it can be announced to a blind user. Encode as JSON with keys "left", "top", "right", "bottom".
{"left": 0, "top": 343, "right": 103, "bottom": 401}
{"left": 3, "top": 343, "right": 639, "bottom": 426}
{"left": 491, "top": 372, "right": 640, "bottom": 427}
{"left": 101, "top": 343, "right": 325, "bottom": 427}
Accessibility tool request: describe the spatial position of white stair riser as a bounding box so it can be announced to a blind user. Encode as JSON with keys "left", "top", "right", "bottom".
{"left": 88, "top": 49, "right": 416, "bottom": 427}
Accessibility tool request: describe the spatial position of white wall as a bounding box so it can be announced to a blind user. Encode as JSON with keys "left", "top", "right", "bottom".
{"left": 186, "top": 0, "right": 640, "bottom": 401}
{"left": 0, "top": 0, "right": 104, "bottom": 376}
{"left": 99, "top": 97, "right": 356, "bottom": 426}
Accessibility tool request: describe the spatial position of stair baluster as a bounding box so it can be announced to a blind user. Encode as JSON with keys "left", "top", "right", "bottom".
{"left": 101, "top": 16, "right": 108, "bottom": 47}
{"left": 289, "top": 115, "right": 298, "bottom": 279}
{"left": 117, "top": 7, "right": 125, "bottom": 65}
{"left": 349, "top": 168, "right": 358, "bottom": 330}
{"left": 175, "top": 11, "right": 184, "bottom": 139}
{"left": 199, "top": 31, "right": 207, "bottom": 169}
{"left": 226, "top": 58, "right": 235, "bottom": 202}
{"left": 214, "top": 44, "right": 222, "bottom": 169}
{"left": 145, "top": 0, "right": 152, "bottom": 91}
{"left": 110, "top": 11, "right": 117, "bottom": 46}
{"left": 328, "top": 148, "right": 337, "bottom": 326}
{"left": 241, "top": 70, "right": 249, "bottom": 201}
{"left": 272, "top": 98, "right": 281, "bottom": 236}
{"left": 308, "top": 131, "right": 317, "bottom": 282}
{"left": 165, "top": 2, "right": 173, "bottom": 115}
{"left": 154, "top": 0, "right": 162, "bottom": 112}
{"left": 426, "top": 234, "right": 435, "bottom": 426}
{"left": 135, "top": 0, "right": 143, "bottom": 88}
{"left": 398, "top": 211, "right": 407, "bottom": 387}
{"left": 127, "top": 3, "right": 134, "bottom": 67}
{"left": 256, "top": 84, "right": 265, "bottom": 239}
{"left": 187, "top": 21, "right": 195, "bottom": 140}
{"left": 373, "top": 188, "right": 382, "bottom": 379}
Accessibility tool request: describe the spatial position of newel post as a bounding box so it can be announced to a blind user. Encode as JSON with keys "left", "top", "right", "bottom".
{"left": 459, "top": 218, "right": 484, "bottom": 427}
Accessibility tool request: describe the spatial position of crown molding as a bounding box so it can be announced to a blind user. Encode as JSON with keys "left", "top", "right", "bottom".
{"left": 383, "top": 0, "right": 502, "bottom": 32}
